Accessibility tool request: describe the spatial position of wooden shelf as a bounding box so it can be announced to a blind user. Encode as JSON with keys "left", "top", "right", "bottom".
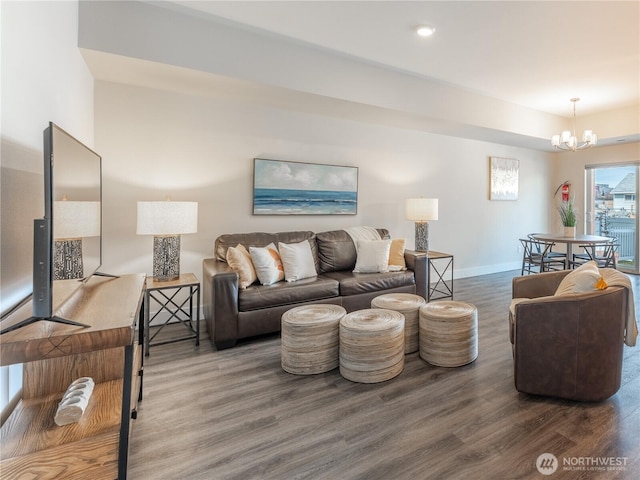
{"left": 0, "top": 274, "right": 146, "bottom": 480}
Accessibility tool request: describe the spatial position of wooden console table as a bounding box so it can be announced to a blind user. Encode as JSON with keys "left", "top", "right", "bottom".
{"left": 0, "top": 274, "right": 146, "bottom": 480}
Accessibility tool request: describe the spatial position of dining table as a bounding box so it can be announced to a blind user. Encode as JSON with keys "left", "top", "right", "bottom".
{"left": 530, "top": 233, "right": 612, "bottom": 270}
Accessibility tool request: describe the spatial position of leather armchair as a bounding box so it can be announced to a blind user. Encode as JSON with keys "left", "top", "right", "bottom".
{"left": 510, "top": 270, "right": 627, "bottom": 401}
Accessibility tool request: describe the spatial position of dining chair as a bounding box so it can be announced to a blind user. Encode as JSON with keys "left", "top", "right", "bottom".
{"left": 520, "top": 238, "right": 566, "bottom": 275}
{"left": 527, "top": 233, "right": 566, "bottom": 260}
{"left": 572, "top": 238, "right": 619, "bottom": 269}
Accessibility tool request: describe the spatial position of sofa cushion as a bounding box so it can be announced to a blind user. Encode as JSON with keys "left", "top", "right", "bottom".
{"left": 353, "top": 239, "right": 392, "bottom": 273}
{"left": 278, "top": 240, "right": 318, "bottom": 282}
{"left": 388, "top": 238, "right": 407, "bottom": 269}
{"left": 215, "top": 231, "right": 318, "bottom": 272}
{"left": 226, "top": 244, "right": 257, "bottom": 289}
{"left": 316, "top": 228, "right": 389, "bottom": 274}
{"left": 322, "top": 270, "right": 415, "bottom": 296}
{"left": 250, "top": 243, "right": 285, "bottom": 285}
{"left": 238, "top": 276, "right": 339, "bottom": 311}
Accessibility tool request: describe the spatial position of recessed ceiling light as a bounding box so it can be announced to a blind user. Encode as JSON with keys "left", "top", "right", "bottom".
{"left": 416, "top": 25, "right": 436, "bottom": 37}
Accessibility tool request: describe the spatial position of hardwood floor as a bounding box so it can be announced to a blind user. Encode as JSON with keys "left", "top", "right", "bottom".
{"left": 128, "top": 270, "right": 640, "bottom": 479}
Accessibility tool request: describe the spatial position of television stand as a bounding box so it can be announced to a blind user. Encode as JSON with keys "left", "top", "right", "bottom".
{"left": 0, "top": 273, "right": 146, "bottom": 480}
{"left": 0, "top": 315, "right": 90, "bottom": 335}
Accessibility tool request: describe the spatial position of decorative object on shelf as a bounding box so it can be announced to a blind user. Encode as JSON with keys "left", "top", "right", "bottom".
{"left": 137, "top": 198, "right": 198, "bottom": 281}
{"left": 558, "top": 197, "right": 577, "bottom": 237}
{"left": 54, "top": 377, "right": 95, "bottom": 426}
{"left": 551, "top": 98, "right": 597, "bottom": 151}
{"left": 406, "top": 197, "right": 438, "bottom": 252}
{"left": 53, "top": 196, "right": 101, "bottom": 280}
{"left": 490, "top": 157, "right": 519, "bottom": 201}
{"left": 253, "top": 158, "right": 358, "bottom": 215}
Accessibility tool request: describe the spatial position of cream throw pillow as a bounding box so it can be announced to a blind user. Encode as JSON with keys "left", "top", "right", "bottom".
{"left": 278, "top": 240, "right": 318, "bottom": 282}
{"left": 226, "top": 244, "right": 257, "bottom": 289}
{"left": 249, "top": 243, "right": 284, "bottom": 285}
{"left": 555, "top": 261, "right": 601, "bottom": 296}
{"left": 353, "top": 239, "right": 392, "bottom": 273}
{"left": 388, "top": 238, "right": 406, "bottom": 271}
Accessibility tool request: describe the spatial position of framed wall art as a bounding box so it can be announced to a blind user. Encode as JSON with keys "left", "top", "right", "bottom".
{"left": 253, "top": 158, "right": 358, "bottom": 215}
{"left": 490, "top": 157, "right": 519, "bottom": 201}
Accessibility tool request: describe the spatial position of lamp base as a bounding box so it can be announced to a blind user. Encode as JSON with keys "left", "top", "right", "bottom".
{"left": 415, "top": 222, "right": 429, "bottom": 253}
{"left": 153, "top": 235, "right": 181, "bottom": 281}
{"left": 54, "top": 239, "right": 84, "bottom": 280}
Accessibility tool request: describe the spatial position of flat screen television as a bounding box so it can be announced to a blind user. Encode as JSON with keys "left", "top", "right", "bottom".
{"left": 0, "top": 122, "right": 102, "bottom": 334}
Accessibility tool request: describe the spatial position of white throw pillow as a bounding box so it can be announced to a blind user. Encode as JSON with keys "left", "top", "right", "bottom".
{"left": 353, "top": 239, "right": 392, "bottom": 273}
{"left": 249, "top": 243, "right": 284, "bottom": 285}
{"left": 278, "top": 240, "right": 318, "bottom": 282}
{"left": 555, "top": 261, "right": 601, "bottom": 296}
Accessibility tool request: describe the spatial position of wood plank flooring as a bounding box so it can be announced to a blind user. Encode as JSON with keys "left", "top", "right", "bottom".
{"left": 128, "top": 270, "right": 640, "bottom": 479}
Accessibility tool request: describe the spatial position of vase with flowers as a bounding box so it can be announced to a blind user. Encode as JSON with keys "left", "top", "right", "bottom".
{"left": 558, "top": 198, "right": 577, "bottom": 237}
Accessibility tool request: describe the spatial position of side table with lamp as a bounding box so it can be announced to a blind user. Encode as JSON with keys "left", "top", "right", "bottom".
{"left": 406, "top": 197, "right": 454, "bottom": 301}
{"left": 137, "top": 198, "right": 201, "bottom": 354}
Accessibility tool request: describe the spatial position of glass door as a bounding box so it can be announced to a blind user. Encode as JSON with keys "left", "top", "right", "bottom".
{"left": 585, "top": 164, "right": 638, "bottom": 273}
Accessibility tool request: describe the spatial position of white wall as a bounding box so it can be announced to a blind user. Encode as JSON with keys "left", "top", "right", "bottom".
{"left": 1, "top": 0, "right": 94, "bottom": 313}
{"left": 0, "top": 0, "right": 94, "bottom": 414}
{"left": 95, "top": 81, "right": 553, "bottom": 281}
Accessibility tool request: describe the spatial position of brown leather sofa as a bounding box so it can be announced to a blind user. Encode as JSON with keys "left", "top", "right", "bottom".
{"left": 203, "top": 229, "right": 428, "bottom": 349}
{"left": 509, "top": 269, "right": 627, "bottom": 401}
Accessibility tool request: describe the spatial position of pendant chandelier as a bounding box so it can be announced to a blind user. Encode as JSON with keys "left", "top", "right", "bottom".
{"left": 551, "top": 98, "right": 597, "bottom": 151}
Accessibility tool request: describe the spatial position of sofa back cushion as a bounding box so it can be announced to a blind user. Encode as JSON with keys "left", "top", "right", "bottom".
{"left": 215, "top": 231, "right": 318, "bottom": 272}
{"left": 316, "top": 228, "right": 389, "bottom": 273}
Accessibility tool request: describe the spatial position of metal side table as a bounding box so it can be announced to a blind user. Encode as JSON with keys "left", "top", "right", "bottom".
{"left": 144, "top": 273, "right": 200, "bottom": 356}
{"left": 427, "top": 251, "right": 454, "bottom": 301}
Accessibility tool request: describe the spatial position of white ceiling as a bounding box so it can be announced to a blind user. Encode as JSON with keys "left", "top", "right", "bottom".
{"left": 168, "top": 0, "right": 640, "bottom": 117}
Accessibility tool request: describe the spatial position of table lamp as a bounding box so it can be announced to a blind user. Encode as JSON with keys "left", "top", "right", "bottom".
{"left": 137, "top": 199, "right": 198, "bottom": 281}
{"left": 406, "top": 198, "right": 438, "bottom": 252}
{"left": 53, "top": 198, "right": 101, "bottom": 280}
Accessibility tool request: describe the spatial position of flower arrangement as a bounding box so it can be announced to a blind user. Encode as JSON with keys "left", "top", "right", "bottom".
{"left": 558, "top": 198, "right": 577, "bottom": 227}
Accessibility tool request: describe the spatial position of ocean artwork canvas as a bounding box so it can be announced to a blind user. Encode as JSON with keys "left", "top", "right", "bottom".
{"left": 253, "top": 159, "right": 358, "bottom": 215}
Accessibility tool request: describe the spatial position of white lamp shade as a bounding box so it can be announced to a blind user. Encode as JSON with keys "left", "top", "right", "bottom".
{"left": 54, "top": 201, "right": 100, "bottom": 239}
{"left": 137, "top": 201, "right": 198, "bottom": 235}
{"left": 406, "top": 198, "right": 438, "bottom": 221}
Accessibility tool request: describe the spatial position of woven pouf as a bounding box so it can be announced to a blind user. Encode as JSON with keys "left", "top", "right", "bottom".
{"left": 339, "top": 308, "right": 405, "bottom": 383}
{"left": 281, "top": 304, "right": 346, "bottom": 375}
{"left": 371, "top": 293, "right": 426, "bottom": 354}
{"left": 419, "top": 301, "right": 478, "bottom": 367}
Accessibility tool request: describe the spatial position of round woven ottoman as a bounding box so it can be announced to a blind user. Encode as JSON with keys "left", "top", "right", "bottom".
{"left": 281, "top": 304, "right": 346, "bottom": 375}
{"left": 339, "top": 309, "right": 405, "bottom": 383}
{"left": 371, "top": 293, "right": 426, "bottom": 354}
{"left": 419, "top": 301, "right": 478, "bottom": 367}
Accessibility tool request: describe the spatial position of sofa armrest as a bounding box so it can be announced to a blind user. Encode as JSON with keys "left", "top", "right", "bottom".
{"left": 404, "top": 249, "right": 428, "bottom": 300}
{"left": 202, "top": 258, "right": 240, "bottom": 349}
{"left": 512, "top": 269, "right": 572, "bottom": 299}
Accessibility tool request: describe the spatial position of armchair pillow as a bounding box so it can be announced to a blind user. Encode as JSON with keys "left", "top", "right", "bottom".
{"left": 554, "top": 261, "right": 601, "bottom": 296}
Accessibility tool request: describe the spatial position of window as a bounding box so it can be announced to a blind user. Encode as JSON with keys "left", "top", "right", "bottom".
{"left": 586, "top": 164, "right": 639, "bottom": 273}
